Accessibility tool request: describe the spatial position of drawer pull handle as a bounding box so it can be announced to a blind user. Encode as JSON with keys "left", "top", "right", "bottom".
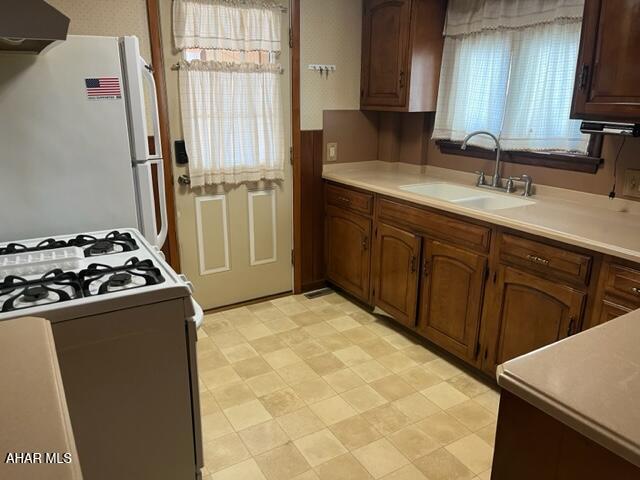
{"left": 527, "top": 254, "right": 550, "bottom": 266}
{"left": 632, "top": 287, "right": 640, "bottom": 296}
{"left": 337, "top": 196, "right": 351, "bottom": 204}
{"left": 362, "top": 236, "right": 368, "bottom": 250}
{"left": 567, "top": 315, "right": 575, "bottom": 337}
{"left": 410, "top": 255, "right": 417, "bottom": 273}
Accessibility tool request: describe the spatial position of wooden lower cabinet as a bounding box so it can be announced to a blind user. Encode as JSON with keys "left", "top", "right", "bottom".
{"left": 594, "top": 300, "right": 633, "bottom": 327}
{"left": 482, "top": 266, "right": 586, "bottom": 373}
{"left": 417, "top": 240, "right": 487, "bottom": 363}
{"left": 325, "top": 205, "right": 372, "bottom": 303}
{"left": 372, "top": 222, "right": 421, "bottom": 327}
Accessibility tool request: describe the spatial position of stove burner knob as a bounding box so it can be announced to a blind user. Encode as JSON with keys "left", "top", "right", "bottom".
{"left": 22, "top": 286, "right": 49, "bottom": 302}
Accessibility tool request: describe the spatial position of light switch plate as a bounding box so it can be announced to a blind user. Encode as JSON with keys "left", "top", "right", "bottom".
{"left": 327, "top": 142, "right": 338, "bottom": 162}
{"left": 622, "top": 169, "right": 640, "bottom": 199}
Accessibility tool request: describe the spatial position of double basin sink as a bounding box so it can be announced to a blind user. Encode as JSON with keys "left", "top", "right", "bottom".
{"left": 399, "top": 183, "right": 535, "bottom": 211}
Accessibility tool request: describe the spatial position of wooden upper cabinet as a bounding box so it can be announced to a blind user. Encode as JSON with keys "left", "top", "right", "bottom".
{"left": 372, "top": 222, "right": 421, "bottom": 327}
{"left": 483, "top": 266, "right": 585, "bottom": 374}
{"left": 417, "top": 240, "right": 487, "bottom": 364}
{"left": 361, "top": 0, "right": 446, "bottom": 112}
{"left": 571, "top": 0, "right": 640, "bottom": 121}
{"left": 325, "top": 205, "right": 372, "bottom": 303}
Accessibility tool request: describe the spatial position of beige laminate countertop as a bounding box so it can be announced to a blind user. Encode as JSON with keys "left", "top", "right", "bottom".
{"left": 497, "top": 309, "right": 640, "bottom": 468}
{"left": 323, "top": 161, "right": 640, "bottom": 263}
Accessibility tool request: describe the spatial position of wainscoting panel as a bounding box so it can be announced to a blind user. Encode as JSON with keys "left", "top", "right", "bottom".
{"left": 195, "top": 195, "right": 230, "bottom": 275}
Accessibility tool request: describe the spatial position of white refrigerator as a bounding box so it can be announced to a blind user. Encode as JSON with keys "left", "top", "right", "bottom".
{"left": 0, "top": 35, "right": 168, "bottom": 248}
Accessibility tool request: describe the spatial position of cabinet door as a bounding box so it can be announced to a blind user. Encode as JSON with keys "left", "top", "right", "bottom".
{"left": 594, "top": 299, "right": 633, "bottom": 327}
{"left": 325, "top": 205, "right": 372, "bottom": 303}
{"left": 361, "top": 0, "right": 411, "bottom": 108}
{"left": 571, "top": 0, "right": 640, "bottom": 120}
{"left": 373, "top": 222, "right": 421, "bottom": 327}
{"left": 417, "top": 240, "right": 487, "bottom": 363}
{"left": 484, "top": 266, "right": 585, "bottom": 373}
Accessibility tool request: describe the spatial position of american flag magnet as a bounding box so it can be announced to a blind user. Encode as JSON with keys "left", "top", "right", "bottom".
{"left": 85, "top": 77, "right": 122, "bottom": 99}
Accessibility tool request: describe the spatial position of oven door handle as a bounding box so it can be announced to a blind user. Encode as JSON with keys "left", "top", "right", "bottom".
{"left": 188, "top": 298, "right": 204, "bottom": 330}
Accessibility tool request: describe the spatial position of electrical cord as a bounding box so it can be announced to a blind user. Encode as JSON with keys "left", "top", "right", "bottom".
{"left": 609, "top": 136, "right": 627, "bottom": 199}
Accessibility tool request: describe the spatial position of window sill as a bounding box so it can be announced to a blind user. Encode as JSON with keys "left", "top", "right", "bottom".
{"left": 435, "top": 140, "right": 603, "bottom": 174}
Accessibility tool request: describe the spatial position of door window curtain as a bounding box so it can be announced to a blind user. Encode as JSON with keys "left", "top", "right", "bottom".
{"left": 433, "top": 0, "right": 589, "bottom": 154}
{"left": 174, "top": 0, "right": 285, "bottom": 186}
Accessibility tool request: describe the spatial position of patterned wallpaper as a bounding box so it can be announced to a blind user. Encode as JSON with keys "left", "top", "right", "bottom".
{"left": 300, "top": 0, "right": 362, "bottom": 131}
{"left": 46, "top": 0, "right": 152, "bottom": 62}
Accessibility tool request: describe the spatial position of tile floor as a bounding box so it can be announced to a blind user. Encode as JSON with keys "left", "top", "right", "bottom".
{"left": 196, "top": 290, "right": 500, "bottom": 480}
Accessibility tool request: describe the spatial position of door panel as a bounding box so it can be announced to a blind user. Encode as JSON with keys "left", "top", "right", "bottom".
{"left": 418, "top": 240, "right": 486, "bottom": 362}
{"left": 594, "top": 300, "right": 632, "bottom": 327}
{"left": 373, "top": 222, "right": 421, "bottom": 327}
{"left": 325, "top": 206, "right": 372, "bottom": 303}
{"left": 160, "top": 0, "right": 293, "bottom": 309}
{"left": 486, "top": 266, "right": 585, "bottom": 372}
{"left": 361, "top": 0, "right": 411, "bottom": 107}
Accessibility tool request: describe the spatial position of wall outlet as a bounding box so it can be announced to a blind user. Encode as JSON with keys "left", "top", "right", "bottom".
{"left": 327, "top": 142, "right": 338, "bottom": 162}
{"left": 622, "top": 169, "right": 640, "bottom": 199}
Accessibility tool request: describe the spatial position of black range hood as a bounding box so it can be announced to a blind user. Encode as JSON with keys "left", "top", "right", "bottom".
{"left": 0, "top": 0, "right": 70, "bottom": 54}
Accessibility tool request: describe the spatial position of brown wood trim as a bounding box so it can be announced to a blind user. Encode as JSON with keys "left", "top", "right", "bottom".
{"left": 435, "top": 138, "right": 603, "bottom": 174}
{"left": 146, "top": 0, "right": 181, "bottom": 271}
{"left": 291, "top": 0, "right": 302, "bottom": 293}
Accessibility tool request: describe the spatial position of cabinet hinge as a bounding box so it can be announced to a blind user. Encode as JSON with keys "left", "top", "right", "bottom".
{"left": 291, "top": 249, "right": 294, "bottom": 265}
{"left": 474, "top": 341, "right": 481, "bottom": 359}
{"left": 484, "top": 268, "right": 490, "bottom": 283}
{"left": 289, "top": 27, "right": 293, "bottom": 48}
{"left": 289, "top": 146, "right": 293, "bottom": 165}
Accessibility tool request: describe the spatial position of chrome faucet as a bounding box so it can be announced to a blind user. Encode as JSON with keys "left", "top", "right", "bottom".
{"left": 461, "top": 131, "right": 502, "bottom": 188}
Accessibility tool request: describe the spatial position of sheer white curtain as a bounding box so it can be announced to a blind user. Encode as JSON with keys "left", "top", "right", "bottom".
{"left": 174, "top": 0, "right": 285, "bottom": 186}
{"left": 433, "top": 0, "right": 589, "bottom": 153}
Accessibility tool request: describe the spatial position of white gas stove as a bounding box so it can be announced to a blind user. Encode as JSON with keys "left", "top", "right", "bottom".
{"left": 0, "top": 228, "right": 202, "bottom": 326}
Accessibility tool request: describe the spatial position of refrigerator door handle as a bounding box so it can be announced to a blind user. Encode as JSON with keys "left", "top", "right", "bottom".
{"left": 148, "top": 157, "right": 168, "bottom": 249}
{"left": 140, "top": 57, "right": 162, "bottom": 161}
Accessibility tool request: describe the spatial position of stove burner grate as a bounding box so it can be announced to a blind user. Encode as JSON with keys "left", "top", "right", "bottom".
{"left": 80, "top": 257, "right": 164, "bottom": 295}
{"left": 0, "top": 269, "right": 83, "bottom": 312}
{"left": 0, "top": 238, "right": 67, "bottom": 256}
{"left": 68, "top": 230, "right": 139, "bottom": 257}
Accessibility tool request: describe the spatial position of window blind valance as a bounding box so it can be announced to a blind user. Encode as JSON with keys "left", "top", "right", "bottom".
{"left": 445, "top": 0, "right": 584, "bottom": 37}
{"left": 173, "top": 0, "right": 282, "bottom": 52}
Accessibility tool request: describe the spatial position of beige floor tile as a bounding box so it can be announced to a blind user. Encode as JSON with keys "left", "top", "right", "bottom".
{"left": 292, "top": 340, "right": 328, "bottom": 359}
{"left": 212, "top": 383, "right": 256, "bottom": 410}
{"left": 421, "top": 383, "right": 470, "bottom": 409}
{"left": 413, "top": 448, "right": 474, "bottom": 480}
{"left": 289, "top": 311, "right": 324, "bottom": 327}
{"left": 213, "top": 330, "right": 249, "bottom": 348}
{"left": 276, "top": 302, "right": 309, "bottom": 316}
{"left": 210, "top": 458, "right": 266, "bottom": 480}
{"left": 381, "top": 464, "right": 427, "bottom": 480}
{"left": 446, "top": 373, "right": 490, "bottom": 398}
{"left": 265, "top": 316, "right": 299, "bottom": 334}
{"left": 237, "top": 323, "right": 272, "bottom": 341}
{"left": 203, "top": 432, "right": 251, "bottom": 473}
{"left": 225, "top": 306, "right": 254, "bottom": 318}
{"left": 201, "top": 366, "right": 242, "bottom": 390}
{"left": 202, "top": 317, "right": 234, "bottom": 336}
{"left": 473, "top": 389, "right": 501, "bottom": 415}
{"left": 323, "top": 369, "right": 365, "bottom": 393}
{"left": 238, "top": 419, "right": 289, "bottom": 455}
{"left": 223, "top": 399, "right": 273, "bottom": 430}
{"left": 403, "top": 345, "right": 438, "bottom": 364}
{"left": 384, "top": 333, "right": 416, "bottom": 350}
{"left": 303, "top": 322, "right": 339, "bottom": 337}
{"left": 334, "top": 345, "right": 373, "bottom": 366}
{"left": 306, "top": 353, "right": 347, "bottom": 376}
{"left": 359, "top": 338, "right": 397, "bottom": 358}
{"left": 392, "top": 393, "right": 440, "bottom": 422}
{"left": 477, "top": 468, "right": 491, "bottom": 480}
{"left": 351, "top": 360, "right": 392, "bottom": 383}
{"left": 362, "top": 404, "right": 412, "bottom": 436}
{"left": 377, "top": 352, "right": 418, "bottom": 373}
{"left": 349, "top": 311, "right": 376, "bottom": 325}
{"left": 199, "top": 349, "right": 231, "bottom": 371}
{"left": 202, "top": 412, "right": 234, "bottom": 442}
{"left": 327, "top": 315, "right": 362, "bottom": 332}
{"left": 277, "top": 407, "right": 325, "bottom": 439}
{"left": 400, "top": 366, "right": 442, "bottom": 390}
{"left": 264, "top": 347, "right": 302, "bottom": 370}
{"left": 250, "top": 335, "right": 288, "bottom": 354}
{"left": 445, "top": 434, "right": 493, "bottom": 474}
{"left": 341, "top": 385, "right": 388, "bottom": 413}
{"left": 280, "top": 328, "right": 313, "bottom": 346}
{"left": 388, "top": 424, "right": 440, "bottom": 461}
{"left": 314, "top": 453, "right": 372, "bottom": 480}
{"left": 366, "top": 321, "right": 398, "bottom": 337}
{"left": 260, "top": 387, "right": 306, "bottom": 417}
{"left": 353, "top": 438, "right": 410, "bottom": 479}
{"left": 329, "top": 415, "right": 383, "bottom": 451}
{"left": 246, "top": 371, "right": 287, "bottom": 397}
{"left": 292, "top": 470, "right": 320, "bottom": 480}
{"left": 341, "top": 326, "right": 378, "bottom": 344}
{"left": 255, "top": 306, "right": 287, "bottom": 322}
{"left": 446, "top": 400, "right": 496, "bottom": 431}
{"left": 291, "top": 378, "right": 336, "bottom": 405}
{"left": 200, "top": 390, "right": 222, "bottom": 416}
{"left": 310, "top": 306, "right": 344, "bottom": 321}
{"left": 475, "top": 423, "right": 497, "bottom": 447}
{"left": 316, "top": 333, "right": 352, "bottom": 352}
{"left": 294, "top": 428, "right": 348, "bottom": 467}
{"left": 310, "top": 395, "right": 357, "bottom": 426}
{"left": 233, "top": 356, "right": 272, "bottom": 380}
{"left": 425, "top": 359, "right": 464, "bottom": 380}
{"left": 221, "top": 343, "right": 259, "bottom": 363}
{"left": 255, "top": 443, "right": 311, "bottom": 480}
{"left": 278, "top": 361, "right": 320, "bottom": 385}
{"left": 415, "top": 411, "right": 471, "bottom": 446}
{"left": 370, "top": 375, "right": 415, "bottom": 401}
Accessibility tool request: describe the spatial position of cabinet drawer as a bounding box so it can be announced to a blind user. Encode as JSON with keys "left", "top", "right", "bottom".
{"left": 378, "top": 198, "right": 491, "bottom": 252}
{"left": 499, "top": 234, "right": 592, "bottom": 285}
{"left": 326, "top": 184, "right": 373, "bottom": 216}
{"left": 604, "top": 264, "right": 640, "bottom": 305}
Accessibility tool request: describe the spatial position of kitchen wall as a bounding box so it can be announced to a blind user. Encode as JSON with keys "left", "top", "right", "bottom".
{"left": 300, "top": 0, "right": 362, "bottom": 131}
{"left": 46, "top": 0, "right": 152, "bottom": 62}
